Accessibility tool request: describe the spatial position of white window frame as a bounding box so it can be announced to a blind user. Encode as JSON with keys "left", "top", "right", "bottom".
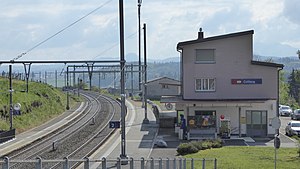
{"left": 195, "top": 49, "right": 215, "bottom": 63}
{"left": 195, "top": 78, "right": 216, "bottom": 91}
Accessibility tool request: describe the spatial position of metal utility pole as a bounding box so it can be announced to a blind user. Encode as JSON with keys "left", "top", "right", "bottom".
{"left": 9, "top": 65, "right": 13, "bottom": 130}
{"left": 143, "top": 23, "right": 149, "bottom": 124}
{"left": 45, "top": 71, "right": 47, "bottom": 84}
{"left": 119, "top": 0, "right": 128, "bottom": 163}
{"left": 73, "top": 66, "right": 76, "bottom": 88}
{"left": 98, "top": 72, "right": 101, "bottom": 89}
{"left": 55, "top": 70, "right": 58, "bottom": 88}
{"left": 131, "top": 64, "right": 134, "bottom": 100}
{"left": 66, "top": 66, "right": 70, "bottom": 110}
{"left": 138, "top": 0, "right": 142, "bottom": 91}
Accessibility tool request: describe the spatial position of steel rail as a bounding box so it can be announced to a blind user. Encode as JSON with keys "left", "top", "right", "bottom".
{"left": 69, "top": 94, "right": 122, "bottom": 169}
{"left": 7, "top": 92, "right": 101, "bottom": 169}
{"left": 48, "top": 93, "right": 120, "bottom": 169}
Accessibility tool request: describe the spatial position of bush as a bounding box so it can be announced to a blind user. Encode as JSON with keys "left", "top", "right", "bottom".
{"left": 201, "top": 141, "right": 213, "bottom": 150}
{"left": 177, "top": 143, "right": 198, "bottom": 155}
{"left": 177, "top": 139, "right": 223, "bottom": 155}
{"left": 190, "top": 141, "right": 202, "bottom": 150}
{"left": 211, "top": 139, "right": 223, "bottom": 148}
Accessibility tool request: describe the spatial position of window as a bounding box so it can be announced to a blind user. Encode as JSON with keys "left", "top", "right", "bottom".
{"left": 195, "top": 49, "right": 215, "bottom": 63}
{"left": 188, "top": 111, "right": 216, "bottom": 129}
{"left": 162, "top": 84, "right": 169, "bottom": 89}
{"left": 195, "top": 78, "right": 215, "bottom": 91}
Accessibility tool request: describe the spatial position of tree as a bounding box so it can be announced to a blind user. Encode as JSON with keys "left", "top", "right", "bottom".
{"left": 281, "top": 71, "right": 297, "bottom": 107}
{"left": 288, "top": 69, "right": 300, "bottom": 104}
{"left": 297, "top": 50, "right": 300, "bottom": 60}
{"left": 280, "top": 71, "right": 290, "bottom": 104}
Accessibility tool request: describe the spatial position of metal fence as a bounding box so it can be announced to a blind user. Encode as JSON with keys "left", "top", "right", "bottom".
{"left": 1, "top": 156, "right": 217, "bottom": 169}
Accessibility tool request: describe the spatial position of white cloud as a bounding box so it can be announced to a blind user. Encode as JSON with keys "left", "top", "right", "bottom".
{"left": 282, "top": 41, "right": 300, "bottom": 49}
{"left": 241, "top": 0, "right": 284, "bottom": 23}
{"left": 0, "top": 0, "right": 299, "bottom": 61}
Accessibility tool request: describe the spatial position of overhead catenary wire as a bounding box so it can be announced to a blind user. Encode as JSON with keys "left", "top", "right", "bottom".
{"left": 92, "top": 31, "right": 137, "bottom": 60}
{"left": 11, "top": 0, "right": 114, "bottom": 62}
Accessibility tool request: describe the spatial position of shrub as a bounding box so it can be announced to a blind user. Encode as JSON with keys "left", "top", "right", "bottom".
{"left": 211, "top": 139, "right": 223, "bottom": 148}
{"left": 177, "top": 143, "right": 198, "bottom": 155}
{"left": 201, "top": 141, "right": 213, "bottom": 150}
{"left": 190, "top": 141, "right": 202, "bottom": 150}
{"left": 177, "top": 139, "right": 223, "bottom": 155}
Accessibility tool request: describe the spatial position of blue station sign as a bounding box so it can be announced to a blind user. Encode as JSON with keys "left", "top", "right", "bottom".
{"left": 231, "top": 78, "right": 262, "bottom": 85}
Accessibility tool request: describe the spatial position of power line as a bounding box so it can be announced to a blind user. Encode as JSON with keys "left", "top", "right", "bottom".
{"left": 92, "top": 31, "right": 137, "bottom": 60}
{"left": 11, "top": 0, "right": 114, "bottom": 61}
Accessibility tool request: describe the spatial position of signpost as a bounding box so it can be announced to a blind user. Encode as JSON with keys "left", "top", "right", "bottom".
{"left": 271, "top": 117, "right": 281, "bottom": 169}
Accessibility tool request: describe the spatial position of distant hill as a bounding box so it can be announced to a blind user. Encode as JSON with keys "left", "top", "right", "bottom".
{"left": 253, "top": 55, "right": 300, "bottom": 72}
{"left": 0, "top": 54, "right": 299, "bottom": 88}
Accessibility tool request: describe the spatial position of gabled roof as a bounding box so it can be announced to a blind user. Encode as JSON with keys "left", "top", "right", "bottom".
{"left": 177, "top": 30, "right": 254, "bottom": 50}
{"left": 147, "top": 76, "right": 180, "bottom": 84}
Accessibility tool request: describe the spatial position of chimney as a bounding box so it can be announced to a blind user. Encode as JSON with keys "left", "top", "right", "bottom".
{"left": 198, "top": 28, "right": 204, "bottom": 39}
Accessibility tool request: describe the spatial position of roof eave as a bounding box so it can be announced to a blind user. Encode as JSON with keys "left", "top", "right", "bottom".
{"left": 251, "top": 60, "right": 284, "bottom": 69}
{"left": 177, "top": 30, "right": 254, "bottom": 49}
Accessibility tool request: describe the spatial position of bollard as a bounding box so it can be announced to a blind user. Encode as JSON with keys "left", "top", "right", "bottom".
{"left": 173, "top": 158, "right": 177, "bottom": 169}
{"left": 36, "top": 156, "right": 42, "bottom": 169}
{"left": 202, "top": 158, "right": 205, "bottom": 169}
{"left": 141, "top": 157, "right": 145, "bottom": 169}
{"left": 166, "top": 157, "right": 169, "bottom": 169}
{"left": 84, "top": 157, "right": 90, "bottom": 169}
{"left": 102, "top": 157, "right": 106, "bottom": 169}
{"left": 130, "top": 157, "right": 134, "bottom": 169}
{"left": 117, "top": 157, "right": 121, "bottom": 169}
{"left": 159, "top": 158, "right": 162, "bottom": 169}
{"left": 191, "top": 158, "right": 194, "bottom": 169}
{"left": 150, "top": 157, "right": 154, "bottom": 169}
{"left": 183, "top": 158, "right": 186, "bottom": 169}
{"left": 63, "top": 157, "right": 69, "bottom": 169}
{"left": 179, "top": 158, "right": 182, "bottom": 169}
{"left": 214, "top": 158, "right": 217, "bottom": 169}
{"left": 3, "top": 156, "right": 9, "bottom": 169}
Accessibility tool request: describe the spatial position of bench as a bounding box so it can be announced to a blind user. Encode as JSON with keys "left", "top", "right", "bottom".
{"left": 187, "top": 128, "right": 216, "bottom": 140}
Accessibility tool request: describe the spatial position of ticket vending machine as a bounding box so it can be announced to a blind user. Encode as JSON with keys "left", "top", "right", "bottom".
{"left": 219, "top": 118, "right": 231, "bottom": 138}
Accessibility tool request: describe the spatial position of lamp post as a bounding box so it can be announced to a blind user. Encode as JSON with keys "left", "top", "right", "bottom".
{"left": 143, "top": 23, "right": 149, "bottom": 124}
{"left": 66, "top": 66, "right": 70, "bottom": 110}
{"left": 119, "top": 0, "right": 128, "bottom": 164}
{"left": 138, "top": 0, "right": 142, "bottom": 91}
{"left": 9, "top": 65, "right": 13, "bottom": 130}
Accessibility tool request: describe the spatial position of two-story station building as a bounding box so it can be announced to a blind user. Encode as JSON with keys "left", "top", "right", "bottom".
{"left": 162, "top": 29, "right": 283, "bottom": 139}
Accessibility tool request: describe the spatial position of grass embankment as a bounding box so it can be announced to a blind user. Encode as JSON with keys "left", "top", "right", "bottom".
{"left": 0, "top": 77, "right": 80, "bottom": 133}
{"left": 185, "top": 146, "right": 300, "bottom": 169}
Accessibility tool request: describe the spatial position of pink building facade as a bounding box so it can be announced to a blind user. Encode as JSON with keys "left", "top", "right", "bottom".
{"left": 163, "top": 30, "right": 283, "bottom": 139}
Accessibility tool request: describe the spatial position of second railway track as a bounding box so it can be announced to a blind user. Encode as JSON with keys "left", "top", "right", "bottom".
{"left": 2, "top": 91, "right": 121, "bottom": 169}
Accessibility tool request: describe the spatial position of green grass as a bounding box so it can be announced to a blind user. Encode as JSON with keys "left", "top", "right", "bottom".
{"left": 0, "top": 77, "right": 80, "bottom": 133}
{"left": 184, "top": 146, "right": 300, "bottom": 169}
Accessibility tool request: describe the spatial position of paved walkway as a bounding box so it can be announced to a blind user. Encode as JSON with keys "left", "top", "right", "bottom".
{"left": 86, "top": 99, "right": 162, "bottom": 169}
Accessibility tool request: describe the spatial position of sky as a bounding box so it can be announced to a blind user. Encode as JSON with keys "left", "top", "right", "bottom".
{"left": 0, "top": 0, "right": 299, "bottom": 62}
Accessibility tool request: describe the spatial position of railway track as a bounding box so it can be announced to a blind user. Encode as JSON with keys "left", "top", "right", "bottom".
{"left": 2, "top": 91, "right": 121, "bottom": 169}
